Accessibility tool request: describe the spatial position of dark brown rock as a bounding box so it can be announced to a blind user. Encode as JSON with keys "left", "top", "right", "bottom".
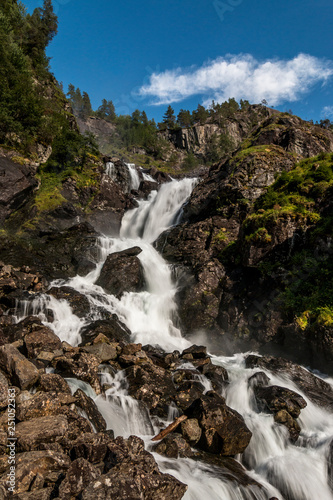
{"left": 0, "top": 344, "right": 39, "bottom": 390}
{"left": 24, "top": 327, "right": 62, "bottom": 359}
{"left": 274, "top": 409, "right": 301, "bottom": 442}
{"left": 81, "top": 342, "right": 118, "bottom": 362}
{"left": 254, "top": 385, "right": 307, "bottom": 418}
{"left": 125, "top": 363, "right": 177, "bottom": 417}
{"left": 245, "top": 355, "right": 333, "bottom": 410}
{"left": 81, "top": 435, "right": 187, "bottom": 500}
{"left": 37, "top": 373, "right": 71, "bottom": 394}
{"left": 74, "top": 388, "right": 107, "bottom": 433}
{"left": 153, "top": 432, "right": 194, "bottom": 458}
{"left": 0, "top": 156, "right": 37, "bottom": 224}
{"left": 79, "top": 318, "right": 131, "bottom": 346}
{"left": 48, "top": 286, "right": 91, "bottom": 318}
{"left": 16, "top": 392, "right": 62, "bottom": 421}
{"left": 180, "top": 418, "right": 202, "bottom": 445}
{"left": 58, "top": 458, "right": 101, "bottom": 499}
{"left": 16, "top": 415, "right": 68, "bottom": 451}
{"left": 182, "top": 345, "right": 207, "bottom": 359}
{"left": 0, "top": 370, "right": 9, "bottom": 410}
{"left": 51, "top": 350, "right": 101, "bottom": 394}
{"left": 185, "top": 391, "right": 252, "bottom": 455}
{"left": 96, "top": 247, "right": 145, "bottom": 297}
{"left": 2, "top": 449, "right": 70, "bottom": 494}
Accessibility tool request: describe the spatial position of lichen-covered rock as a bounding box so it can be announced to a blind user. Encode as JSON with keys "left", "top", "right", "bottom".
{"left": 58, "top": 458, "right": 101, "bottom": 499}
{"left": 24, "top": 326, "right": 62, "bottom": 359}
{"left": 81, "top": 435, "right": 187, "bottom": 500}
{"left": 37, "top": 373, "right": 71, "bottom": 394}
{"left": 16, "top": 392, "right": 62, "bottom": 421}
{"left": 180, "top": 418, "right": 202, "bottom": 445}
{"left": 16, "top": 415, "right": 68, "bottom": 451}
{"left": 153, "top": 433, "right": 194, "bottom": 459}
{"left": 79, "top": 318, "right": 131, "bottom": 345}
{"left": 51, "top": 350, "right": 101, "bottom": 394}
{"left": 185, "top": 391, "right": 252, "bottom": 455}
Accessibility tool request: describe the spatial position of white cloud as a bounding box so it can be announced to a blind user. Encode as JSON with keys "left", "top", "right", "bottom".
{"left": 322, "top": 106, "right": 333, "bottom": 118}
{"left": 139, "top": 54, "right": 333, "bottom": 107}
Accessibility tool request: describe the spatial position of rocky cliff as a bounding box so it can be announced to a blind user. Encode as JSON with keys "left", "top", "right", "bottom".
{"left": 156, "top": 114, "right": 333, "bottom": 374}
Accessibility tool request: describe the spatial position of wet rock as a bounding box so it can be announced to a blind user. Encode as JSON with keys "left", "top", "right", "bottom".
{"left": 245, "top": 355, "right": 333, "bottom": 410}
{"left": 74, "top": 388, "right": 107, "bottom": 433}
{"left": 96, "top": 246, "right": 146, "bottom": 297}
{"left": 175, "top": 380, "right": 205, "bottom": 411}
{"left": 185, "top": 391, "right": 252, "bottom": 455}
{"left": 79, "top": 317, "right": 131, "bottom": 345}
{"left": 58, "top": 458, "right": 101, "bottom": 499}
{"left": 125, "top": 363, "right": 177, "bottom": 417}
{"left": 16, "top": 392, "right": 62, "bottom": 421}
{"left": 153, "top": 432, "right": 194, "bottom": 458}
{"left": 180, "top": 418, "right": 202, "bottom": 445}
{"left": 119, "top": 350, "right": 151, "bottom": 367}
{"left": 254, "top": 385, "right": 307, "bottom": 418}
{"left": 24, "top": 326, "right": 62, "bottom": 359}
{"left": 48, "top": 286, "right": 91, "bottom": 318}
{"left": 60, "top": 409, "right": 93, "bottom": 442}
{"left": 182, "top": 345, "right": 207, "bottom": 359}
{"left": 37, "top": 373, "right": 71, "bottom": 394}
{"left": 81, "top": 435, "right": 187, "bottom": 500}
{"left": 81, "top": 342, "right": 118, "bottom": 362}
{"left": 51, "top": 350, "right": 101, "bottom": 394}
{"left": 274, "top": 409, "right": 301, "bottom": 442}
{"left": 16, "top": 415, "right": 68, "bottom": 451}
{"left": 0, "top": 344, "right": 39, "bottom": 390}
{"left": 198, "top": 364, "right": 229, "bottom": 392}
{"left": 1, "top": 450, "right": 70, "bottom": 494}
{"left": 248, "top": 371, "right": 270, "bottom": 389}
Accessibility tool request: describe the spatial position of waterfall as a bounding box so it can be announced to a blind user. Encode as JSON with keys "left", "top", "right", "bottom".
{"left": 125, "top": 162, "right": 140, "bottom": 190}
{"left": 105, "top": 161, "right": 116, "bottom": 179}
{"left": 15, "top": 177, "right": 333, "bottom": 500}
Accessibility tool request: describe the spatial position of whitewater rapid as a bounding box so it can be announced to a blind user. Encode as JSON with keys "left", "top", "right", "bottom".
{"left": 15, "top": 175, "right": 333, "bottom": 500}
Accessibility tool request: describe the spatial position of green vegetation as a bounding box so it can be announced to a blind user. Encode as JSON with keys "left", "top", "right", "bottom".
{"left": 241, "top": 152, "right": 333, "bottom": 330}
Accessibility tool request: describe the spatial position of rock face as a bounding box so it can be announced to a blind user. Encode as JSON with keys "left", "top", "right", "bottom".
{"left": 96, "top": 246, "right": 146, "bottom": 297}
{"left": 0, "top": 154, "right": 37, "bottom": 224}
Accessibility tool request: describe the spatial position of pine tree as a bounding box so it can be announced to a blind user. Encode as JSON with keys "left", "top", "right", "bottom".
{"left": 177, "top": 109, "right": 192, "bottom": 128}
{"left": 163, "top": 105, "right": 176, "bottom": 129}
{"left": 82, "top": 91, "right": 92, "bottom": 118}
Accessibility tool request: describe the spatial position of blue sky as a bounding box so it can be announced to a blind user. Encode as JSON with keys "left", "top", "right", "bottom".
{"left": 23, "top": 0, "right": 333, "bottom": 123}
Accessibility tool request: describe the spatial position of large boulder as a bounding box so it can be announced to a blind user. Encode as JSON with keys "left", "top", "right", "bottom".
{"left": 96, "top": 247, "right": 146, "bottom": 297}
{"left": 16, "top": 415, "right": 69, "bottom": 451}
{"left": 51, "top": 350, "right": 101, "bottom": 394}
{"left": 0, "top": 450, "right": 70, "bottom": 495}
{"left": 0, "top": 344, "right": 39, "bottom": 390}
{"left": 58, "top": 458, "right": 101, "bottom": 499}
{"left": 81, "top": 435, "right": 187, "bottom": 500}
{"left": 245, "top": 355, "right": 333, "bottom": 411}
{"left": 79, "top": 317, "right": 131, "bottom": 346}
{"left": 184, "top": 391, "right": 252, "bottom": 456}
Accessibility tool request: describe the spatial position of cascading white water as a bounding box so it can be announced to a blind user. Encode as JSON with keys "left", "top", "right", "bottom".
{"left": 14, "top": 176, "right": 333, "bottom": 500}
{"left": 105, "top": 161, "right": 116, "bottom": 179}
{"left": 125, "top": 162, "right": 140, "bottom": 190}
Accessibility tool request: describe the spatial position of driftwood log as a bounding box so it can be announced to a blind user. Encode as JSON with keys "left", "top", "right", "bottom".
{"left": 151, "top": 415, "right": 188, "bottom": 442}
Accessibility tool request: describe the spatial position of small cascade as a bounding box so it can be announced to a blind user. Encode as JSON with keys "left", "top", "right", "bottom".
{"left": 142, "top": 171, "right": 155, "bottom": 182}
{"left": 105, "top": 161, "right": 116, "bottom": 179}
{"left": 125, "top": 162, "right": 140, "bottom": 190}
